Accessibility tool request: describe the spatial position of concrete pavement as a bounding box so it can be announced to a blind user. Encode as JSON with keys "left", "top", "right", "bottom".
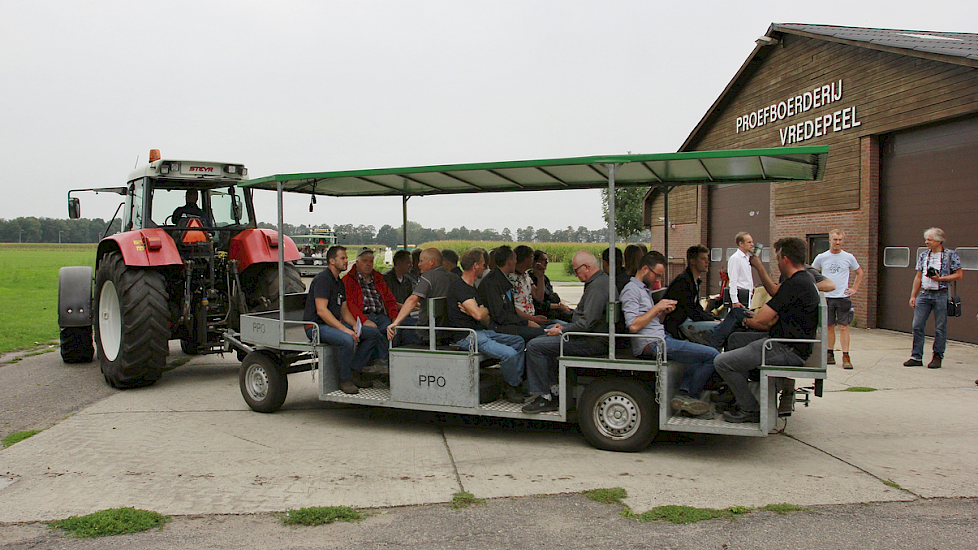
{"left": 1, "top": 328, "right": 976, "bottom": 523}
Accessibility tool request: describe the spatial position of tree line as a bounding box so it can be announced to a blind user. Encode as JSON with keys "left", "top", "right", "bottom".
{"left": 0, "top": 217, "right": 648, "bottom": 245}
{"left": 0, "top": 217, "right": 121, "bottom": 243}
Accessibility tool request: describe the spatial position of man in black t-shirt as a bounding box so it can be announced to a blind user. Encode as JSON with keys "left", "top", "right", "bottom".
{"left": 713, "top": 238, "right": 820, "bottom": 423}
{"left": 446, "top": 249, "right": 527, "bottom": 403}
{"left": 304, "top": 245, "right": 384, "bottom": 394}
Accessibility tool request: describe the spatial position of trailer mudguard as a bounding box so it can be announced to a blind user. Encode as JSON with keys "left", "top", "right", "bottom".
{"left": 97, "top": 229, "right": 183, "bottom": 267}
{"left": 58, "top": 266, "right": 94, "bottom": 327}
{"left": 230, "top": 229, "right": 301, "bottom": 272}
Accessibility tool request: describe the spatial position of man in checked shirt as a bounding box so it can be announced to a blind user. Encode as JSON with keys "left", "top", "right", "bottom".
{"left": 343, "top": 247, "right": 401, "bottom": 372}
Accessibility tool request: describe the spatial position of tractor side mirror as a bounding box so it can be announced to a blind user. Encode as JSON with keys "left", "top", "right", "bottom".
{"left": 68, "top": 197, "right": 81, "bottom": 219}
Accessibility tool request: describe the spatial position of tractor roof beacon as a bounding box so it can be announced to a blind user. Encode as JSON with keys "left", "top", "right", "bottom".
{"left": 57, "top": 149, "right": 304, "bottom": 388}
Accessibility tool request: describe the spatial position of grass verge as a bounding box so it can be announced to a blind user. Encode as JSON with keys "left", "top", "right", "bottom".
{"left": 627, "top": 505, "right": 753, "bottom": 524}
{"left": 759, "top": 503, "right": 809, "bottom": 514}
{"left": 451, "top": 491, "right": 486, "bottom": 509}
{"left": 47, "top": 508, "right": 168, "bottom": 538}
{"left": 3, "top": 429, "right": 41, "bottom": 447}
{"left": 282, "top": 506, "right": 363, "bottom": 526}
{"left": 844, "top": 386, "right": 877, "bottom": 392}
{"left": 584, "top": 487, "right": 627, "bottom": 505}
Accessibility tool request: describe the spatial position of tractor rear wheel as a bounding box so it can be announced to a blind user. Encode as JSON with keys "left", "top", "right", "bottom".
{"left": 231, "top": 262, "right": 304, "bottom": 330}
{"left": 94, "top": 252, "right": 170, "bottom": 388}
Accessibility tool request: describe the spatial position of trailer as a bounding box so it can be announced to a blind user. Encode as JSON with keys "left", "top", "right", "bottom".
{"left": 226, "top": 147, "right": 830, "bottom": 451}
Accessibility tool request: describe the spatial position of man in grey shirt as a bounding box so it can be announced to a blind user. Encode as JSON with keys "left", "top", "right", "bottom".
{"left": 387, "top": 248, "right": 458, "bottom": 342}
{"left": 621, "top": 251, "right": 718, "bottom": 417}
{"left": 523, "top": 250, "right": 611, "bottom": 414}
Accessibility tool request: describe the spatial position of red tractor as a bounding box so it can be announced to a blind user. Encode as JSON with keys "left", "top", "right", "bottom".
{"left": 58, "top": 150, "right": 304, "bottom": 388}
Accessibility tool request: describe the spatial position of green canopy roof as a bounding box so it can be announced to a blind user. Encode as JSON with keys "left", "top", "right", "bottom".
{"left": 241, "top": 146, "right": 828, "bottom": 197}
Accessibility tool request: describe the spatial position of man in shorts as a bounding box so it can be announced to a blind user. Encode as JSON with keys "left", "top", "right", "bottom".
{"left": 812, "top": 229, "right": 863, "bottom": 369}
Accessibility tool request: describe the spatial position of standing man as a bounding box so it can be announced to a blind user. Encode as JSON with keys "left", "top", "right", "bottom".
{"left": 904, "top": 228, "right": 962, "bottom": 369}
{"left": 812, "top": 229, "right": 864, "bottom": 369}
{"left": 522, "top": 251, "right": 610, "bottom": 414}
{"left": 447, "top": 248, "right": 528, "bottom": 403}
{"left": 623, "top": 251, "right": 719, "bottom": 417}
{"left": 713, "top": 238, "right": 820, "bottom": 423}
{"left": 304, "top": 245, "right": 384, "bottom": 394}
{"left": 727, "top": 232, "right": 755, "bottom": 308}
{"left": 343, "top": 247, "right": 400, "bottom": 368}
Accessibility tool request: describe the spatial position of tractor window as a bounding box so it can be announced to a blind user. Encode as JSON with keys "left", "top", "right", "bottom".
{"left": 210, "top": 188, "right": 251, "bottom": 227}
{"left": 151, "top": 188, "right": 211, "bottom": 226}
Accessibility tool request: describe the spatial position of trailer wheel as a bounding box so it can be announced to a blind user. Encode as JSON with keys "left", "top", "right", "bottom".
{"left": 60, "top": 326, "right": 94, "bottom": 363}
{"left": 578, "top": 378, "right": 657, "bottom": 452}
{"left": 240, "top": 351, "right": 288, "bottom": 413}
{"left": 94, "top": 252, "right": 169, "bottom": 388}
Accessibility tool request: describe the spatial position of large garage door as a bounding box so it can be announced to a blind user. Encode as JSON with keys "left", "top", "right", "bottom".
{"left": 707, "top": 182, "right": 771, "bottom": 296}
{"left": 879, "top": 114, "right": 978, "bottom": 344}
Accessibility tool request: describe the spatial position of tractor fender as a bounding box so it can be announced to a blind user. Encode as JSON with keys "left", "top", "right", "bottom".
{"left": 97, "top": 229, "right": 183, "bottom": 268}
{"left": 58, "top": 266, "right": 94, "bottom": 327}
{"left": 230, "top": 229, "right": 301, "bottom": 272}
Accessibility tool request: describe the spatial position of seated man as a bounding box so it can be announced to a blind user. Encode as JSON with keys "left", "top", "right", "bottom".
{"left": 383, "top": 250, "right": 415, "bottom": 308}
{"left": 664, "top": 244, "right": 719, "bottom": 340}
{"left": 511, "top": 245, "right": 548, "bottom": 326}
{"left": 343, "top": 247, "right": 401, "bottom": 369}
{"left": 171, "top": 190, "right": 208, "bottom": 225}
{"left": 714, "top": 238, "right": 820, "bottom": 423}
{"left": 478, "top": 246, "right": 545, "bottom": 343}
{"left": 304, "top": 245, "right": 384, "bottom": 395}
{"left": 696, "top": 254, "right": 834, "bottom": 351}
{"left": 530, "top": 249, "right": 572, "bottom": 322}
{"left": 622, "top": 251, "right": 718, "bottom": 417}
{"left": 441, "top": 248, "right": 463, "bottom": 276}
{"left": 522, "top": 251, "right": 610, "bottom": 414}
{"left": 387, "top": 248, "right": 458, "bottom": 342}
{"left": 602, "top": 247, "right": 629, "bottom": 296}
{"left": 447, "top": 248, "right": 528, "bottom": 403}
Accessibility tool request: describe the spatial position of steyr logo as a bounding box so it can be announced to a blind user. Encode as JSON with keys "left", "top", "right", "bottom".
{"left": 189, "top": 166, "right": 215, "bottom": 173}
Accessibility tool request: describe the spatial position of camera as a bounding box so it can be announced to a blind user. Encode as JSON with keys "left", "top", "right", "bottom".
{"left": 926, "top": 267, "right": 939, "bottom": 278}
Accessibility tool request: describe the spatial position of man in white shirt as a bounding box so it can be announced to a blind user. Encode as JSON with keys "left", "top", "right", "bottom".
{"left": 812, "top": 229, "right": 863, "bottom": 369}
{"left": 726, "top": 232, "right": 754, "bottom": 308}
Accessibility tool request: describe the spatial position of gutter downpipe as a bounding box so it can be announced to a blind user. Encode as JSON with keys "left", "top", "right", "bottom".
{"left": 277, "top": 180, "right": 286, "bottom": 343}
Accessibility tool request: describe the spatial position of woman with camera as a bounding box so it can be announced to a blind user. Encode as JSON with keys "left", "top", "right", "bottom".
{"left": 904, "top": 227, "right": 962, "bottom": 369}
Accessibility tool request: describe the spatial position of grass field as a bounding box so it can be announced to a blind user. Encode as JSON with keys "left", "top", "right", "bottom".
{"left": 0, "top": 244, "right": 96, "bottom": 354}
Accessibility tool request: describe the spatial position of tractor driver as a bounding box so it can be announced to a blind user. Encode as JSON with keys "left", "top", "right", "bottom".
{"left": 171, "top": 190, "right": 208, "bottom": 225}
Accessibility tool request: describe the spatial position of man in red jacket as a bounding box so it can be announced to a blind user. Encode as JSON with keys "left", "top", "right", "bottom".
{"left": 344, "top": 248, "right": 400, "bottom": 370}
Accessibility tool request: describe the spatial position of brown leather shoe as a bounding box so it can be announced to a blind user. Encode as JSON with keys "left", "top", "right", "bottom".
{"left": 340, "top": 379, "right": 360, "bottom": 394}
{"left": 927, "top": 355, "right": 942, "bottom": 369}
{"left": 826, "top": 352, "right": 836, "bottom": 365}
{"left": 842, "top": 355, "right": 853, "bottom": 369}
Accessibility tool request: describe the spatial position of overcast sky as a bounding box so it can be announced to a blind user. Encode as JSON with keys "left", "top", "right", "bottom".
{"left": 2, "top": 1, "right": 975, "bottom": 233}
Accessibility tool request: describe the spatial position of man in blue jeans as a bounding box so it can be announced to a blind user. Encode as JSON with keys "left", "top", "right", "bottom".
{"left": 447, "top": 248, "right": 528, "bottom": 404}
{"left": 905, "top": 227, "right": 962, "bottom": 369}
{"left": 303, "top": 245, "right": 384, "bottom": 394}
{"left": 622, "top": 251, "right": 719, "bottom": 417}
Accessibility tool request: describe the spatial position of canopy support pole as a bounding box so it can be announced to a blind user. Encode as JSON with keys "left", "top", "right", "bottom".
{"left": 402, "top": 195, "right": 409, "bottom": 251}
{"left": 277, "top": 180, "right": 286, "bottom": 343}
{"left": 663, "top": 184, "right": 670, "bottom": 281}
{"left": 607, "top": 164, "right": 620, "bottom": 360}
